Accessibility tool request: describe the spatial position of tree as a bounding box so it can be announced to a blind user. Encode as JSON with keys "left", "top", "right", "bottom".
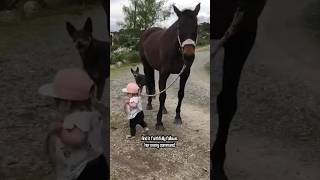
{"left": 119, "top": 0, "right": 171, "bottom": 36}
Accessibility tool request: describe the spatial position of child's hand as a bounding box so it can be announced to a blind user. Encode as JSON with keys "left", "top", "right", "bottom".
{"left": 123, "top": 97, "right": 130, "bottom": 104}
{"left": 60, "top": 126, "right": 88, "bottom": 149}
{"left": 124, "top": 96, "right": 130, "bottom": 100}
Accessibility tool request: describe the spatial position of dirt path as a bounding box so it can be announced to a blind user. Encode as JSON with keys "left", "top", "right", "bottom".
{"left": 212, "top": 0, "right": 320, "bottom": 179}
{"left": 110, "top": 49, "right": 210, "bottom": 180}
{"left": 0, "top": 5, "right": 107, "bottom": 180}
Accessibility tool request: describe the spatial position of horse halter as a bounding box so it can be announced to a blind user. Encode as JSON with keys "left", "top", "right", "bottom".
{"left": 177, "top": 28, "right": 198, "bottom": 53}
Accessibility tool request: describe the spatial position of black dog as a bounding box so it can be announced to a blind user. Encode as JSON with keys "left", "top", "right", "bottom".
{"left": 130, "top": 67, "right": 146, "bottom": 93}
{"left": 66, "top": 17, "right": 108, "bottom": 100}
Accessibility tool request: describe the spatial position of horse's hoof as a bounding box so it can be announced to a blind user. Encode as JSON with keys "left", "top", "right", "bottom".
{"left": 146, "top": 104, "right": 153, "bottom": 110}
{"left": 155, "top": 123, "right": 165, "bottom": 131}
{"left": 162, "top": 108, "right": 168, "bottom": 114}
{"left": 174, "top": 117, "right": 182, "bottom": 125}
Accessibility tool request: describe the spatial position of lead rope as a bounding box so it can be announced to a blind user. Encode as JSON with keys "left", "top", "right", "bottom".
{"left": 140, "top": 63, "right": 186, "bottom": 97}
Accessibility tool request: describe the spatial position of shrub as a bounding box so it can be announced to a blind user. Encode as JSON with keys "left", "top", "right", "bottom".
{"left": 125, "top": 51, "right": 139, "bottom": 63}
{"left": 111, "top": 48, "right": 140, "bottom": 64}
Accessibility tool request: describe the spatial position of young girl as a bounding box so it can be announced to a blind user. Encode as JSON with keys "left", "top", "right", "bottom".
{"left": 122, "top": 82, "right": 149, "bottom": 139}
{"left": 39, "top": 68, "right": 108, "bottom": 180}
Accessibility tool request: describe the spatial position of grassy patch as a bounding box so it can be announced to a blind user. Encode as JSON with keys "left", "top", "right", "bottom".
{"left": 110, "top": 62, "right": 140, "bottom": 76}
{"left": 111, "top": 50, "right": 139, "bottom": 64}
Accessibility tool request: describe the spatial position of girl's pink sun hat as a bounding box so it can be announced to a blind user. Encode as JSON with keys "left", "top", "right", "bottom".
{"left": 122, "top": 82, "right": 139, "bottom": 94}
{"left": 38, "top": 68, "right": 94, "bottom": 101}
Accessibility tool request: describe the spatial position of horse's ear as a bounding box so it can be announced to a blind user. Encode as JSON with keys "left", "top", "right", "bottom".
{"left": 84, "top": 17, "right": 92, "bottom": 33}
{"left": 173, "top": 5, "right": 181, "bottom": 17}
{"left": 193, "top": 3, "right": 201, "bottom": 16}
{"left": 136, "top": 67, "right": 139, "bottom": 72}
{"left": 131, "top": 68, "right": 134, "bottom": 74}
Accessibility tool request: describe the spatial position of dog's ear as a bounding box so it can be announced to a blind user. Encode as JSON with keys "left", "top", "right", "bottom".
{"left": 66, "top": 22, "right": 76, "bottom": 39}
{"left": 131, "top": 68, "right": 134, "bottom": 74}
{"left": 136, "top": 67, "right": 139, "bottom": 73}
{"left": 84, "top": 17, "right": 92, "bottom": 33}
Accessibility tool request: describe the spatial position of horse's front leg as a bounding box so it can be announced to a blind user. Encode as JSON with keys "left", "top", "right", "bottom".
{"left": 174, "top": 70, "right": 190, "bottom": 125}
{"left": 155, "top": 73, "right": 169, "bottom": 130}
{"left": 212, "top": 20, "right": 257, "bottom": 180}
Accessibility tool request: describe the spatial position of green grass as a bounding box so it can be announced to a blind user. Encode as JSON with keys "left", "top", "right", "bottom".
{"left": 110, "top": 62, "right": 140, "bottom": 75}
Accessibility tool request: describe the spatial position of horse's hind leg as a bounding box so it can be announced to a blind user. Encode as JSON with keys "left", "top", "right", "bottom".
{"left": 212, "top": 22, "right": 257, "bottom": 180}
{"left": 140, "top": 54, "right": 155, "bottom": 110}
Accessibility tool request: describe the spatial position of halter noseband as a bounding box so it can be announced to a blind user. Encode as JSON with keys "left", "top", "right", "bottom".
{"left": 177, "top": 28, "right": 198, "bottom": 52}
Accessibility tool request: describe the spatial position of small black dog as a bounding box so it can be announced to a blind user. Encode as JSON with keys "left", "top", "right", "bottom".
{"left": 131, "top": 67, "right": 146, "bottom": 93}
{"left": 66, "top": 17, "right": 108, "bottom": 100}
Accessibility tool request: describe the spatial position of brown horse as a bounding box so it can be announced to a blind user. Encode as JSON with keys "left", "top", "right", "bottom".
{"left": 139, "top": 3, "right": 200, "bottom": 130}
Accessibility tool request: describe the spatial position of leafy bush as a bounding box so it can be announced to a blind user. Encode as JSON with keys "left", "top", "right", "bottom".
{"left": 197, "top": 22, "right": 210, "bottom": 46}
{"left": 197, "top": 32, "right": 210, "bottom": 46}
{"left": 125, "top": 51, "right": 140, "bottom": 63}
{"left": 111, "top": 48, "right": 140, "bottom": 64}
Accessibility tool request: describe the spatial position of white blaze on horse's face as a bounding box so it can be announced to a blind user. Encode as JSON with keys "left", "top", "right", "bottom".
{"left": 173, "top": 3, "right": 200, "bottom": 57}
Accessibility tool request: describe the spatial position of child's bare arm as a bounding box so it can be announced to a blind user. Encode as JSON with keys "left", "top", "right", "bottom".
{"left": 124, "top": 104, "right": 130, "bottom": 114}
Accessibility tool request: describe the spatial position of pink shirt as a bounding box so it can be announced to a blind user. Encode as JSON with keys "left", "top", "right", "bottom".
{"left": 126, "top": 96, "right": 142, "bottom": 119}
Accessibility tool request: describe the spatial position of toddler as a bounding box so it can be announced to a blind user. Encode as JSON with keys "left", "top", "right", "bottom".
{"left": 122, "top": 82, "right": 149, "bottom": 139}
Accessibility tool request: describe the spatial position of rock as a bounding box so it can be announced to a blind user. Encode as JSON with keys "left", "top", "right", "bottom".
{"left": 24, "top": 1, "right": 41, "bottom": 18}
{"left": 0, "top": 10, "right": 20, "bottom": 23}
{"left": 110, "top": 65, "right": 116, "bottom": 69}
{"left": 116, "top": 61, "right": 122, "bottom": 67}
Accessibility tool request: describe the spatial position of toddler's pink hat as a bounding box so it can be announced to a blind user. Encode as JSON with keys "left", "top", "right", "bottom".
{"left": 38, "top": 68, "right": 94, "bottom": 101}
{"left": 122, "top": 82, "right": 139, "bottom": 94}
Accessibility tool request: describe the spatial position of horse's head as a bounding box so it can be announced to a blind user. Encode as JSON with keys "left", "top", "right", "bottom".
{"left": 174, "top": 3, "right": 200, "bottom": 63}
